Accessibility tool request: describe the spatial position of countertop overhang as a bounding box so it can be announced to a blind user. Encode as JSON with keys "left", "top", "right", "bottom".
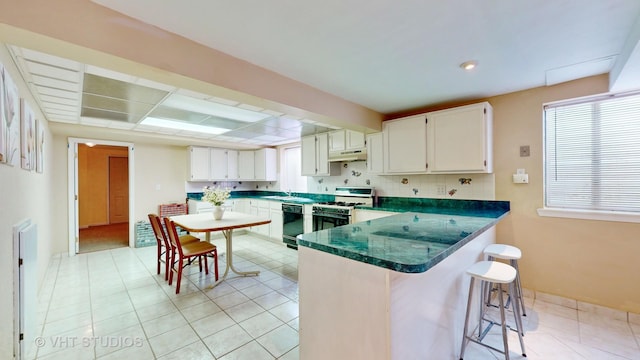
{"left": 296, "top": 210, "right": 509, "bottom": 273}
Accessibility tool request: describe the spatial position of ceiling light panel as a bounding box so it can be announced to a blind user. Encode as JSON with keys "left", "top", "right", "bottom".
{"left": 82, "top": 93, "right": 155, "bottom": 117}
{"left": 162, "top": 94, "right": 270, "bottom": 122}
{"left": 83, "top": 74, "right": 168, "bottom": 103}
{"left": 208, "top": 96, "right": 240, "bottom": 106}
{"left": 149, "top": 106, "right": 215, "bottom": 123}
{"left": 85, "top": 65, "right": 137, "bottom": 84}
{"left": 261, "top": 116, "right": 303, "bottom": 129}
{"left": 141, "top": 117, "right": 228, "bottom": 135}
{"left": 81, "top": 107, "right": 136, "bottom": 123}
{"left": 221, "top": 130, "right": 262, "bottom": 139}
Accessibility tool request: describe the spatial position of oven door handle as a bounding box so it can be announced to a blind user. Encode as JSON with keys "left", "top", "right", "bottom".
{"left": 312, "top": 213, "right": 350, "bottom": 220}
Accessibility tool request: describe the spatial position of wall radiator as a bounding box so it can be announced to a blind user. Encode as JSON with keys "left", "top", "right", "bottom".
{"left": 13, "top": 219, "right": 37, "bottom": 360}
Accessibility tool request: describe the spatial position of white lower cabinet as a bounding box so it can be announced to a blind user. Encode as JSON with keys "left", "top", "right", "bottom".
{"left": 249, "top": 200, "right": 270, "bottom": 237}
{"left": 231, "top": 198, "right": 250, "bottom": 214}
{"left": 269, "top": 201, "right": 283, "bottom": 241}
{"left": 304, "top": 205, "right": 313, "bottom": 233}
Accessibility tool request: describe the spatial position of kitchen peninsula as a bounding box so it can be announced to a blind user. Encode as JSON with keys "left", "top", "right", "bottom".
{"left": 296, "top": 204, "right": 509, "bottom": 359}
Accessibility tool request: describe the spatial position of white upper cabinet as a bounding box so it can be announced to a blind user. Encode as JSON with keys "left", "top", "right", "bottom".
{"left": 211, "top": 148, "right": 238, "bottom": 180}
{"left": 381, "top": 102, "right": 493, "bottom": 175}
{"left": 255, "top": 148, "right": 277, "bottom": 181}
{"left": 366, "top": 132, "right": 384, "bottom": 174}
{"left": 383, "top": 114, "right": 428, "bottom": 174}
{"left": 188, "top": 147, "right": 277, "bottom": 181}
{"left": 301, "top": 135, "right": 317, "bottom": 176}
{"left": 346, "top": 130, "right": 366, "bottom": 150}
{"left": 188, "top": 146, "right": 211, "bottom": 181}
{"left": 301, "top": 133, "right": 341, "bottom": 176}
{"left": 238, "top": 150, "right": 255, "bottom": 180}
{"left": 328, "top": 129, "right": 366, "bottom": 152}
{"left": 328, "top": 130, "right": 346, "bottom": 152}
{"left": 426, "top": 102, "right": 493, "bottom": 173}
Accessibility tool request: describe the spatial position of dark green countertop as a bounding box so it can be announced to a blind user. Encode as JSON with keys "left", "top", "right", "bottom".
{"left": 296, "top": 210, "right": 509, "bottom": 273}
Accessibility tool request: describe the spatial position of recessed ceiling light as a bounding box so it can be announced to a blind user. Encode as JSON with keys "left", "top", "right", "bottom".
{"left": 460, "top": 60, "right": 478, "bottom": 71}
{"left": 85, "top": 142, "right": 95, "bottom": 147}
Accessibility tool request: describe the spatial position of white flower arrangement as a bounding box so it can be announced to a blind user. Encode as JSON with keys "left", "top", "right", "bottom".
{"left": 202, "top": 186, "right": 231, "bottom": 206}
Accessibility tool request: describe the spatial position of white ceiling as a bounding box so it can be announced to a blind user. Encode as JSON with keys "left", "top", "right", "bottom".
{"left": 8, "top": 1, "right": 640, "bottom": 147}
{"left": 7, "top": 46, "right": 338, "bottom": 147}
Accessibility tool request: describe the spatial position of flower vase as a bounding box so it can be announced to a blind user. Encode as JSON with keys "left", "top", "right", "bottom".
{"left": 213, "top": 205, "right": 225, "bottom": 220}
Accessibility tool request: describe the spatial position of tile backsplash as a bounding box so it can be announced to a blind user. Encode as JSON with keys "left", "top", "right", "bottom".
{"left": 306, "top": 161, "right": 495, "bottom": 200}
{"left": 185, "top": 161, "right": 495, "bottom": 201}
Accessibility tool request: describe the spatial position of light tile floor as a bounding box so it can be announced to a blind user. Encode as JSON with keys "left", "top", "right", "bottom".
{"left": 31, "top": 234, "right": 640, "bottom": 359}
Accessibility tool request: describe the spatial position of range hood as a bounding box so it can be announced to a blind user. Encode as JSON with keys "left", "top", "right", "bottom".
{"left": 328, "top": 149, "right": 367, "bottom": 162}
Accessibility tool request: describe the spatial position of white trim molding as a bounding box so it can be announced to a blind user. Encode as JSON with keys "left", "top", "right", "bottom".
{"left": 537, "top": 207, "right": 640, "bottom": 223}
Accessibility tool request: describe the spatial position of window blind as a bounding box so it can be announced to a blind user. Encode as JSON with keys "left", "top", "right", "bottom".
{"left": 544, "top": 92, "right": 640, "bottom": 212}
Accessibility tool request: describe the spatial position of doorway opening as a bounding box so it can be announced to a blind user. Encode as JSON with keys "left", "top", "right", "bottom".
{"left": 78, "top": 145, "right": 129, "bottom": 253}
{"left": 68, "top": 138, "right": 135, "bottom": 256}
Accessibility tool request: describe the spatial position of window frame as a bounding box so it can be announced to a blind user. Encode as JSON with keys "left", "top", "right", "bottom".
{"left": 279, "top": 144, "right": 307, "bottom": 193}
{"left": 538, "top": 90, "right": 640, "bottom": 223}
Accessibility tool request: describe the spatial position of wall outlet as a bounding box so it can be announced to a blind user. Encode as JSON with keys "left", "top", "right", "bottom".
{"left": 436, "top": 184, "right": 446, "bottom": 196}
{"left": 512, "top": 174, "right": 529, "bottom": 184}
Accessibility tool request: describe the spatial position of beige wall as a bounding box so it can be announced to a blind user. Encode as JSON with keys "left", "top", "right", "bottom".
{"left": 0, "top": 45, "right": 53, "bottom": 357}
{"left": 491, "top": 74, "right": 640, "bottom": 313}
{"left": 133, "top": 142, "right": 190, "bottom": 220}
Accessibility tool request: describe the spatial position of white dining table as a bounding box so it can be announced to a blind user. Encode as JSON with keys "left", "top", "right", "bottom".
{"left": 170, "top": 212, "right": 271, "bottom": 287}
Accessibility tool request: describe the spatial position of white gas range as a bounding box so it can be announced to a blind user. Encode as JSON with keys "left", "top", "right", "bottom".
{"left": 312, "top": 187, "right": 375, "bottom": 231}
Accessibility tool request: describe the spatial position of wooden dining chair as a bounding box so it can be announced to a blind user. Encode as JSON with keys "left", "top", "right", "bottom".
{"left": 163, "top": 217, "right": 219, "bottom": 294}
{"left": 148, "top": 213, "right": 200, "bottom": 281}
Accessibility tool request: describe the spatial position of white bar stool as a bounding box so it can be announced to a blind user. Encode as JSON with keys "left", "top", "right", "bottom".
{"left": 484, "top": 244, "right": 526, "bottom": 318}
{"left": 459, "top": 261, "right": 526, "bottom": 360}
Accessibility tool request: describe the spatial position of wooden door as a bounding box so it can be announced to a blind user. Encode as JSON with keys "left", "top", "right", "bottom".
{"left": 109, "top": 156, "right": 129, "bottom": 224}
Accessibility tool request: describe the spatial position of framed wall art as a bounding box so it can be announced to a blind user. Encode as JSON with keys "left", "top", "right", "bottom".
{"left": 21, "top": 99, "right": 36, "bottom": 171}
{"left": 1, "top": 63, "right": 20, "bottom": 166}
{"left": 36, "top": 119, "right": 44, "bottom": 173}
